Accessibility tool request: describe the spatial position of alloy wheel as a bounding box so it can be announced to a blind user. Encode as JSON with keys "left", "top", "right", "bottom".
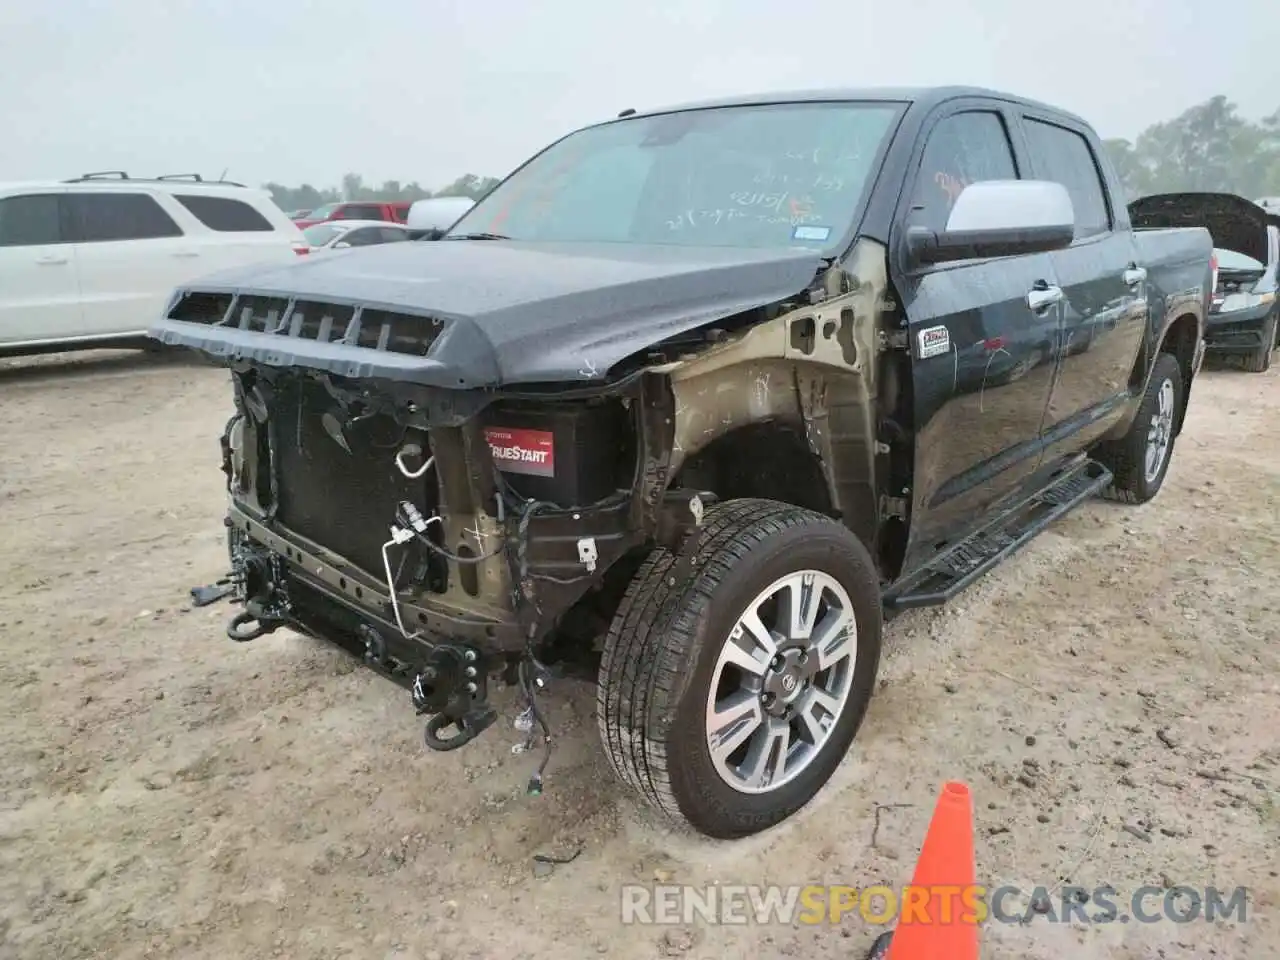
{"left": 703, "top": 570, "right": 857, "bottom": 795}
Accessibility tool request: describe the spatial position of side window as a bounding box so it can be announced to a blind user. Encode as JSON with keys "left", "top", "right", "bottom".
{"left": 341, "top": 204, "right": 382, "bottom": 220}
{"left": 909, "top": 111, "right": 1018, "bottom": 235}
{"left": 1021, "top": 119, "right": 1111, "bottom": 240}
{"left": 379, "top": 227, "right": 409, "bottom": 243}
{"left": 0, "top": 194, "right": 65, "bottom": 247}
{"left": 174, "top": 194, "right": 274, "bottom": 232}
{"left": 342, "top": 228, "right": 377, "bottom": 246}
{"left": 67, "top": 193, "right": 183, "bottom": 242}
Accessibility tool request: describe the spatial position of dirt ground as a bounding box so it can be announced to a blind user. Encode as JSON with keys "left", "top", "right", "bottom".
{"left": 1, "top": 349, "right": 1277, "bottom": 960}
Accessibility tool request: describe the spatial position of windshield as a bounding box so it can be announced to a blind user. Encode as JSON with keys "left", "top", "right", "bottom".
{"left": 306, "top": 203, "right": 340, "bottom": 220}
{"left": 446, "top": 102, "right": 902, "bottom": 251}
{"left": 303, "top": 223, "right": 346, "bottom": 246}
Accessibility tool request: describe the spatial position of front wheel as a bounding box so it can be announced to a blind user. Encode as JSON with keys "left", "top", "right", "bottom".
{"left": 596, "top": 499, "right": 883, "bottom": 839}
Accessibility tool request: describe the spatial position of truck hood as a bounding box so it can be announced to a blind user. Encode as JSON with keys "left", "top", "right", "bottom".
{"left": 149, "top": 240, "right": 826, "bottom": 387}
{"left": 1129, "top": 193, "right": 1275, "bottom": 267}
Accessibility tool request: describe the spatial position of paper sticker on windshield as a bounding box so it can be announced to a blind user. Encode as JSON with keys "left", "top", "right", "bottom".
{"left": 792, "top": 225, "right": 831, "bottom": 242}
{"left": 917, "top": 325, "right": 951, "bottom": 359}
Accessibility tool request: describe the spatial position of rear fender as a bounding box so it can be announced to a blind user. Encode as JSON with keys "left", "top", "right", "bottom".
{"left": 1104, "top": 298, "right": 1204, "bottom": 441}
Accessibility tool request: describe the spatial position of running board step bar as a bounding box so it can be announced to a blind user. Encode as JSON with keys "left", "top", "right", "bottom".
{"left": 884, "top": 458, "right": 1113, "bottom": 611}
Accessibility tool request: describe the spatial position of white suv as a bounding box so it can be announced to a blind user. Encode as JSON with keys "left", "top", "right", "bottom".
{"left": 0, "top": 173, "right": 309, "bottom": 355}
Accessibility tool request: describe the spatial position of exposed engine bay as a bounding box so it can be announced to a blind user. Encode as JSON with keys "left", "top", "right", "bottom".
{"left": 172, "top": 239, "right": 897, "bottom": 794}
{"left": 201, "top": 362, "right": 712, "bottom": 787}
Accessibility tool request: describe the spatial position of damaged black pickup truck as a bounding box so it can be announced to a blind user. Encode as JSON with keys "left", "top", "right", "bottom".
{"left": 151, "top": 86, "right": 1213, "bottom": 840}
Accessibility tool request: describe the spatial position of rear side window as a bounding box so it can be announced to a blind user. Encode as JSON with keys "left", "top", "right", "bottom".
{"left": 175, "top": 194, "right": 274, "bottom": 232}
{"left": 0, "top": 194, "right": 64, "bottom": 246}
{"left": 67, "top": 193, "right": 183, "bottom": 242}
{"left": 1021, "top": 119, "right": 1111, "bottom": 240}
{"left": 910, "top": 111, "right": 1019, "bottom": 235}
{"left": 338, "top": 204, "right": 384, "bottom": 220}
{"left": 379, "top": 227, "right": 409, "bottom": 242}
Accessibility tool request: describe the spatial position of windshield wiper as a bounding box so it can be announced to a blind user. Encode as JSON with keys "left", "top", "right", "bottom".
{"left": 442, "top": 232, "right": 511, "bottom": 241}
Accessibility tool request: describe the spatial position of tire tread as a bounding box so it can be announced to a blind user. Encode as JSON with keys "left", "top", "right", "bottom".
{"left": 597, "top": 498, "right": 880, "bottom": 835}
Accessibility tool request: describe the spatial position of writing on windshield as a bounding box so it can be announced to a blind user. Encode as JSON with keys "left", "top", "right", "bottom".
{"left": 449, "top": 102, "right": 902, "bottom": 251}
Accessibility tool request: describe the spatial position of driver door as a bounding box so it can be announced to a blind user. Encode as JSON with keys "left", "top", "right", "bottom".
{"left": 892, "top": 105, "right": 1063, "bottom": 571}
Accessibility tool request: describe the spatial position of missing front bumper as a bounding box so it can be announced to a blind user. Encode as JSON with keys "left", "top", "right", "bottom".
{"left": 226, "top": 506, "right": 527, "bottom": 654}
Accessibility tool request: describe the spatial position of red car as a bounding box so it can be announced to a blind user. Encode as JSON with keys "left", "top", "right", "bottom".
{"left": 294, "top": 200, "right": 411, "bottom": 229}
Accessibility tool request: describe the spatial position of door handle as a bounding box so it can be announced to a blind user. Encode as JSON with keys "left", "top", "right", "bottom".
{"left": 1026, "top": 283, "right": 1064, "bottom": 312}
{"left": 1123, "top": 265, "right": 1147, "bottom": 286}
{"left": 172, "top": 250, "right": 201, "bottom": 259}
{"left": 36, "top": 255, "right": 68, "bottom": 265}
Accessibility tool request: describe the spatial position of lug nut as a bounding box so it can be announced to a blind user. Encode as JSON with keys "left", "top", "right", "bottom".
{"left": 464, "top": 650, "right": 477, "bottom": 662}
{"left": 464, "top": 666, "right": 476, "bottom": 678}
{"left": 465, "top": 682, "right": 477, "bottom": 694}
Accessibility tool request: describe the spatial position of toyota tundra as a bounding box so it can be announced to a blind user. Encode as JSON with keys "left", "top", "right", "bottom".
{"left": 151, "top": 86, "right": 1213, "bottom": 839}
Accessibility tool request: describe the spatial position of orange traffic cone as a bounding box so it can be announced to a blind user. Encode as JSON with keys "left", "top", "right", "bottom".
{"left": 876, "top": 780, "right": 979, "bottom": 960}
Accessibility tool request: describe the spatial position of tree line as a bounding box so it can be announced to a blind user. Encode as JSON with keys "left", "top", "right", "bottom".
{"left": 262, "top": 95, "right": 1280, "bottom": 214}
{"left": 1102, "top": 96, "right": 1277, "bottom": 201}
{"left": 264, "top": 173, "right": 501, "bottom": 213}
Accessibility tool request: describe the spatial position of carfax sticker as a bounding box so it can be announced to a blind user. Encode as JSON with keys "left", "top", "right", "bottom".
{"left": 917, "top": 325, "right": 951, "bottom": 359}
{"left": 792, "top": 225, "right": 831, "bottom": 242}
{"left": 484, "top": 427, "right": 555, "bottom": 477}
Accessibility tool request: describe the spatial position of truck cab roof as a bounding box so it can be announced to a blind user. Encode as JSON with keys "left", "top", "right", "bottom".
{"left": 618, "top": 85, "right": 1089, "bottom": 127}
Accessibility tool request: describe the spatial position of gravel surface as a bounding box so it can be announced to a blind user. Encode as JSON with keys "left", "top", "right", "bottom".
{"left": 1, "top": 349, "right": 1276, "bottom": 960}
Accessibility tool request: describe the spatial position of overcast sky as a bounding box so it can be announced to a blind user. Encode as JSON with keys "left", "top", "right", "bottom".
{"left": 1, "top": 0, "right": 1275, "bottom": 190}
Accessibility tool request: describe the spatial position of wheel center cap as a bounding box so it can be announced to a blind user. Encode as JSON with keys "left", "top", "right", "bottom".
{"left": 763, "top": 649, "right": 810, "bottom": 712}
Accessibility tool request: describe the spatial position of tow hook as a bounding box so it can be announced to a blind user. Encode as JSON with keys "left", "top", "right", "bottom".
{"left": 225, "top": 610, "right": 282, "bottom": 642}
{"left": 412, "top": 644, "right": 497, "bottom": 751}
{"left": 423, "top": 709, "right": 498, "bottom": 751}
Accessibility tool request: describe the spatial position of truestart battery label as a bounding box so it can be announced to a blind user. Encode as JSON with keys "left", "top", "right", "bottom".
{"left": 483, "top": 427, "right": 555, "bottom": 477}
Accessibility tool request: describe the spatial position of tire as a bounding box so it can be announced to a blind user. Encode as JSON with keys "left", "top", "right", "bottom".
{"left": 1240, "top": 310, "right": 1277, "bottom": 373}
{"left": 1097, "top": 352, "right": 1183, "bottom": 504}
{"left": 596, "top": 498, "right": 883, "bottom": 839}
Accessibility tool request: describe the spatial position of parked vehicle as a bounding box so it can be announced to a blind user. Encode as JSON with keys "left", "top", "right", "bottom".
{"left": 301, "top": 219, "right": 413, "bottom": 252}
{"left": 405, "top": 197, "right": 475, "bottom": 239}
{"left": 294, "top": 200, "right": 412, "bottom": 229}
{"left": 1131, "top": 193, "right": 1279, "bottom": 371}
{"left": 153, "top": 86, "right": 1213, "bottom": 840}
{"left": 0, "top": 172, "right": 308, "bottom": 356}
